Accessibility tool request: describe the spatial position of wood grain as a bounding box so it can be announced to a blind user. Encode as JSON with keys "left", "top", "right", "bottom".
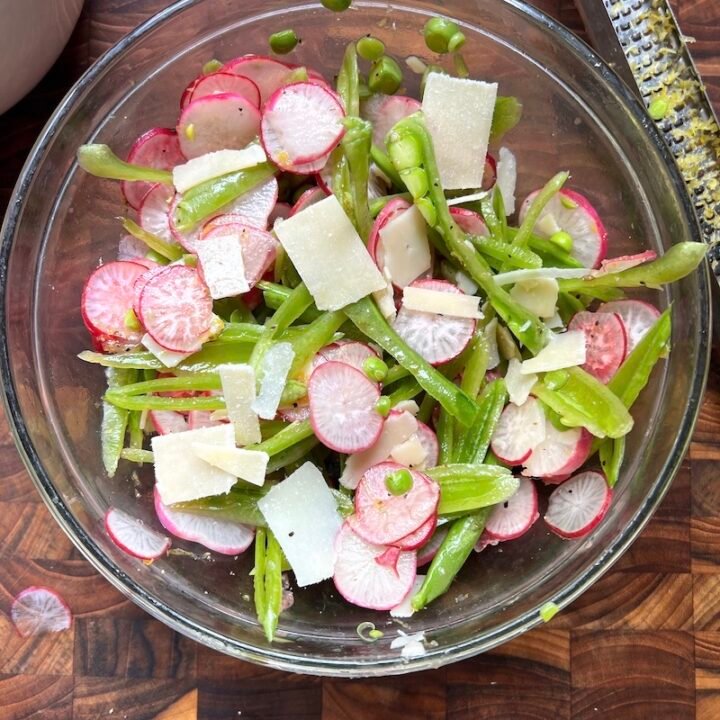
{"left": 0, "top": 0, "right": 718, "bottom": 718}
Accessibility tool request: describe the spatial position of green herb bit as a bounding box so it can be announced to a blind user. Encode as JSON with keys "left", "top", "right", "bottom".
{"left": 321, "top": 0, "right": 351, "bottom": 11}
{"left": 550, "top": 230, "right": 573, "bottom": 253}
{"left": 368, "top": 56, "right": 403, "bottom": 94}
{"left": 423, "top": 16, "right": 465, "bottom": 54}
{"left": 254, "top": 528, "right": 284, "bottom": 642}
{"left": 269, "top": 29, "right": 299, "bottom": 55}
{"left": 122, "top": 218, "right": 183, "bottom": 262}
{"left": 490, "top": 96, "right": 523, "bottom": 141}
{"left": 357, "top": 35, "right": 385, "bottom": 61}
{"left": 102, "top": 368, "right": 138, "bottom": 477}
{"left": 357, "top": 621, "right": 383, "bottom": 642}
{"left": 386, "top": 468, "right": 413, "bottom": 495}
{"left": 77, "top": 144, "right": 173, "bottom": 184}
{"left": 540, "top": 601, "right": 560, "bottom": 623}
{"left": 648, "top": 97, "right": 669, "bottom": 121}
{"left": 202, "top": 58, "right": 223, "bottom": 74}
{"left": 453, "top": 52, "right": 469, "bottom": 78}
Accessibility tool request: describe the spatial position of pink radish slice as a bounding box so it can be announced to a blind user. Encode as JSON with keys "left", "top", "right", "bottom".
{"left": 137, "top": 265, "right": 213, "bottom": 353}
{"left": 333, "top": 522, "right": 417, "bottom": 611}
{"left": 415, "top": 421, "right": 439, "bottom": 468}
{"left": 593, "top": 250, "right": 657, "bottom": 276}
{"left": 132, "top": 265, "right": 166, "bottom": 319}
{"left": 318, "top": 340, "right": 380, "bottom": 374}
{"left": 308, "top": 361, "right": 383, "bottom": 453}
{"left": 122, "top": 128, "right": 185, "bottom": 210}
{"left": 277, "top": 401, "right": 310, "bottom": 423}
{"left": 269, "top": 201, "right": 292, "bottom": 225}
{"left": 597, "top": 299, "right": 661, "bottom": 354}
{"left": 11, "top": 587, "right": 72, "bottom": 638}
{"left": 474, "top": 533, "right": 500, "bottom": 553}
{"left": 519, "top": 188, "right": 608, "bottom": 269}
{"left": 375, "top": 545, "right": 402, "bottom": 571}
{"left": 483, "top": 152, "right": 497, "bottom": 190}
{"left": 154, "top": 487, "right": 254, "bottom": 555}
{"left": 188, "top": 410, "right": 222, "bottom": 430}
{"left": 284, "top": 152, "right": 333, "bottom": 175}
{"left": 368, "top": 197, "right": 412, "bottom": 270}
{"left": 139, "top": 183, "right": 175, "bottom": 244}
{"left": 350, "top": 461, "right": 440, "bottom": 545}
{"left": 484, "top": 477, "right": 539, "bottom": 541}
{"left": 522, "top": 421, "right": 592, "bottom": 481}
{"left": 417, "top": 526, "right": 449, "bottom": 567}
{"left": 290, "top": 186, "right": 327, "bottom": 216}
{"left": 491, "top": 397, "right": 547, "bottom": 466}
{"left": 117, "top": 234, "right": 149, "bottom": 262}
{"left": 393, "top": 515, "right": 436, "bottom": 551}
{"left": 362, "top": 94, "right": 421, "bottom": 150}
{"left": 81, "top": 261, "right": 148, "bottom": 345}
{"left": 568, "top": 311, "right": 627, "bottom": 384}
{"left": 261, "top": 82, "right": 346, "bottom": 170}
{"left": 200, "top": 223, "right": 277, "bottom": 287}
{"left": 149, "top": 410, "right": 189, "bottom": 435}
{"left": 393, "top": 279, "right": 476, "bottom": 365}
{"left": 105, "top": 507, "right": 171, "bottom": 560}
{"left": 185, "top": 72, "right": 261, "bottom": 108}
{"left": 223, "top": 55, "right": 293, "bottom": 105}
{"left": 177, "top": 93, "right": 261, "bottom": 159}
{"left": 544, "top": 470, "right": 612, "bottom": 539}
{"left": 450, "top": 207, "right": 489, "bottom": 237}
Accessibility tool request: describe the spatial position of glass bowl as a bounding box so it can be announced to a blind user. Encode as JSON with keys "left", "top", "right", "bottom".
{"left": 0, "top": 0, "right": 711, "bottom": 676}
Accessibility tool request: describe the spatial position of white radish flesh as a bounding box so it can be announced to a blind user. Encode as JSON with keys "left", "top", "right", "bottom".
{"left": 185, "top": 72, "right": 261, "bottom": 108}
{"left": 568, "top": 311, "right": 627, "bottom": 383}
{"left": 139, "top": 183, "right": 175, "bottom": 244}
{"left": 105, "top": 507, "right": 171, "bottom": 559}
{"left": 598, "top": 299, "right": 661, "bottom": 354}
{"left": 544, "top": 470, "right": 612, "bottom": 539}
{"left": 522, "top": 420, "right": 592, "bottom": 481}
{"left": 491, "top": 397, "right": 546, "bottom": 466}
{"left": 484, "top": 477, "right": 539, "bottom": 541}
{"left": 11, "top": 587, "right": 72, "bottom": 638}
{"left": 223, "top": 55, "right": 293, "bottom": 105}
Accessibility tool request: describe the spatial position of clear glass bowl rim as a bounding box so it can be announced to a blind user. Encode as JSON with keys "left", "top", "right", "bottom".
{"left": 0, "top": 0, "right": 711, "bottom": 676}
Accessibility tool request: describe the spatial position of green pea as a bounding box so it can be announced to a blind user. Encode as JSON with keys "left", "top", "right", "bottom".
{"left": 544, "top": 369, "right": 569, "bottom": 391}
{"left": 363, "top": 356, "right": 389, "bottom": 382}
{"left": 202, "top": 58, "right": 223, "bottom": 75}
{"left": 385, "top": 468, "right": 413, "bottom": 495}
{"left": 549, "top": 230, "right": 573, "bottom": 253}
{"left": 357, "top": 36, "right": 385, "bottom": 62}
{"left": 321, "top": 0, "right": 351, "bottom": 11}
{"left": 269, "top": 29, "right": 299, "bottom": 55}
{"left": 375, "top": 396, "right": 392, "bottom": 417}
{"left": 368, "top": 55, "right": 403, "bottom": 95}
{"left": 423, "top": 17, "right": 465, "bottom": 54}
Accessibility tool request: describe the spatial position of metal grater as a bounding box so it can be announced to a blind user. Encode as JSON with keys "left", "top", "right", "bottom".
{"left": 575, "top": 0, "right": 720, "bottom": 269}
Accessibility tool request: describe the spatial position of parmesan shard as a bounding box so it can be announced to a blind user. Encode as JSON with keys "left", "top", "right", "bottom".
{"left": 153, "top": 424, "right": 236, "bottom": 505}
{"left": 195, "top": 230, "right": 250, "bottom": 299}
{"left": 379, "top": 206, "right": 432, "bottom": 288}
{"left": 509, "top": 277, "right": 559, "bottom": 319}
{"left": 142, "top": 333, "right": 191, "bottom": 368}
{"left": 273, "top": 195, "right": 386, "bottom": 311}
{"left": 496, "top": 147, "right": 517, "bottom": 216}
{"left": 258, "top": 462, "right": 343, "bottom": 587}
{"left": 520, "top": 331, "right": 587, "bottom": 375}
{"left": 252, "top": 342, "right": 294, "bottom": 420}
{"left": 373, "top": 281, "right": 397, "bottom": 321}
{"left": 402, "top": 286, "right": 483, "bottom": 319}
{"left": 191, "top": 444, "right": 268, "bottom": 486}
{"left": 172, "top": 145, "right": 267, "bottom": 193}
{"left": 390, "top": 434, "right": 428, "bottom": 468}
{"left": 218, "top": 364, "right": 262, "bottom": 445}
{"left": 422, "top": 73, "right": 498, "bottom": 190}
{"left": 505, "top": 358, "right": 537, "bottom": 406}
{"left": 484, "top": 318, "right": 500, "bottom": 370}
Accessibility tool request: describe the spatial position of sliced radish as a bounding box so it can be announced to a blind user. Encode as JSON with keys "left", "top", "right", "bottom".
{"left": 184, "top": 72, "right": 261, "bottom": 108}
{"left": 261, "top": 82, "right": 346, "bottom": 171}
{"left": 519, "top": 188, "right": 608, "bottom": 269}
{"left": 474, "top": 532, "right": 500, "bottom": 553}
{"left": 132, "top": 265, "right": 166, "bottom": 319}
{"left": 544, "top": 470, "right": 612, "bottom": 539}
{"left": 269, "top": 201, "right": 292, "bottom": 226}
{"left": 154, "top": 487, "right": 254, "bottom": 555}
{"left": 333, "top": 522, "right": 417, "bottom": 611}
{"left": 450, "top": 207, "right": 489, "bottom": 237}
{"left": 137, "top": 265, "right": 213, "bottom": 353}
{"left": 393, "top": 515, "right": 436, "bottom": 551}
{"left": 117, "top": 234, "right": 149, "bottom": 262}
{"left": 375, "top": 545, "right": 402, "bottom": 572}
{"left": 568, "top": 311, "right": 627, "bottom": 383}
{"left": 392, "top": 279, "right": 476, "bottom": 365}
{"left": 368, "top": 196, "right": 412, "bottom": 270}
{"left": 308, "top": 361, "right": 383, "bottom": 453}
{"left": 598, "top": 299, "right": 661, "bottom": 354}
{"left": 105, "top": 507, "right": 171, "bottom": 560}
{"left": 362, "top": 94, "right": 421, "bottom": 150}
{"left": 318, "top": 340, "right": 379, "bottom": 374}
{"left": 122, "top": 128, "right": 185, "bottom": 210}
{"left": 149, "top": 410, "right": 189, "bottom": 435}
{"left": 188, "top": 410, "right": 222, "bottom": 430}
{"left": 177, "top": 93, "right": 261, "bottom": 159}
{"left": 81, "top": 261, "right": 148, "bottom": 346}
{"left": 349, "top": 461, "right": 440, "bottom": 546}
{"left": 415, "top": 421, "right": 439, "bottom": 468}
{"left": 277, "top": 401, "right": 310, "bottom": 423}
{"left": 484, "top": 477, "right": 539, "bottom": 541}
{"left": 223, "top": 55, "right": 293, "bottom": 105}
{"left": 417, "top": 525, "right": 449, "bottom": 567}
{"left": 483, "top": 152, "right": 498, "bottom": 190}
{"left": 592, "top": 250, "right": 657, "bottom": 276}
{"left": 522, "top": 420, "right": 592, "bottom": 481}
{"left": 11, "top": 587, "right": 72, "bottom": 638}
{"left": 491, "top": 397, "right": 546, "bottom": 466}
{"left": 290, "top": 186, "right": 327, "bottom": 216}
{"left": 139, "top": 183, "right": 176, "bottom": 244}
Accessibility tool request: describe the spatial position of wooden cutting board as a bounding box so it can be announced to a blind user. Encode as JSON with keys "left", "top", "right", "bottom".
{"left": 1, "top": 1, "right": 719, "bottom": 718}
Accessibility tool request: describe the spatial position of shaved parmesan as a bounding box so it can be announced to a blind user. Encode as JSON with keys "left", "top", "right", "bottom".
{"left": 545, "top": 312, "right": 565, "bottom": 330}
{"left": 520, "top": 331, "right": 586, "bottom": 375}
{"left": 454, "top": 270, "right": 478, "bottom": 296}
{"left": 422, "top": 73, "right": 497, "bottom": 190}
{"left": 340, "top": 411, "right": 418, "bottom": 489}
{"left": 172, "top": 145, "right": 266, "bottom": 193}
{"left": 390, "top": 575, "right": 425, "bottom": 618}
{"left": 195, "top": 230, "right": 250, "bottom": 299}
{"left": 390, "top": 434, "right": 427, "bottom": 467}
{"left": 393, "top": 400, "right": 419, "bottom": 416}
{"left": 496, "top": 147, "right": 517, "bottom": 216}
{"left": 258, "top": 462, "right": 343, "bottom": 587}
{"left": 509, "top": 278, "right": 559, "bottom": 319}
{"left": 505, "top": 358, "right": 537, "bottom": 406}
{"left": 191, "top": 444, "right": 268, "bottom": 486}
{"left": 402, "top": 286, "right": 482, "bottom": 319}
{"left": 493, "top": 268, "right": 588, "bottom": 285}
{"left": 536, "top": 212, "right": 562, "bottom": 237}
{"left": 485, "top": 318, "right": 500, "bottom": 370}
{"left": 446, "top": 190, "right": 489, "bottom": 206}
{"left": 142, "top": 333, "right": 191, "bottom": 368}
{"left": 218, "top": 364, "right": 261, "bottom": 445}
{"left": 153, "top": 424, "right": 236, "bottom": 505}
{"left": 373, "top": 279, "right": 397, "bottom": 321}
{"left": 252, "top": 342, "right": 294, "bottom": 420}
{"left": 379, "top": 206, "right": 432, "bottom": 288}
{"left": 274, "top": 195, "right": 386, "bottom": 310}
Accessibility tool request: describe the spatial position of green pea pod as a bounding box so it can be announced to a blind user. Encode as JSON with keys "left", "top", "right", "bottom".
{"left": 436, "top": 408, "right": 454, "bottom": 465}
{"left": 173, "top": 162, "right": 276, "bottom": 231}
{"left": 412, "top": 508, "right": 490, "bottom": 610}
{"left": 557, "top": 242, "right": 707, "bottom": 293}
{"left": 128, "top": 410, "right": 144, "bottom": 450}
{"left": 369, "top": 192, "right": 412, "bottom": 217}
{"left": 471, "top": 234, "right": 543, "bottom": 271}
{"left": 260, "top": 529, "right": 284, "bottom": 642}
{"left": 343, "top": 296, "right": 478, "bottom": 426}
{"left": 454, "top": 378, "right": 507, "bottom": 464}
{"left": 120, "top": 448, "right": 154, "bottom": 464}
{"left": 341, "top": 117, "right": 373, "bottom": 240}
{"left": 101, "top": 368, "right": 138, "bottom": 477}
{"left": 122, "top": 218, "right": 182, "bottom": 262}
{"left": 479, "top": 192, "right": 503, "bottom": 239}
{"left": 504, "top": 229, "right": 583, "bottom": 269}
{"left": 258, "top": 280, "right": 322, "bottom": 323}
{"left": 177, "top": 486, "right": 269, "bottom": 526}
{"left": 249, "top": 419, "right": 314, "bottom": 457}
{"left": 77, "top": 144, "right": 173, "bottom": 184}
{"left": 428, "top": 464, "right": 519, "bottom": 515}
{"left": 599, "top": 436, "right": 625, "bottom": 488}
{"left": 337, "top": 42, "right": 360, "bottom": 117}
{"left": 459, "top": 330, "right": 489, "bottom": 400}
{"left": 532, "top": 366, "right": 633, "bottom": 439}
{"left": 387, "top": 377, "right": 423, "bottom": 406}
{"left": 267, "top": 436, "right": 320, "bottom": 474}
{"left": 370, "top": 145, "right": 405, "bottom": 190}
{"left": 490, "top": 96, "right": 523, "bottom": 141}
{"left": 289, "top": 310, "right": 346, "bottom": 375}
